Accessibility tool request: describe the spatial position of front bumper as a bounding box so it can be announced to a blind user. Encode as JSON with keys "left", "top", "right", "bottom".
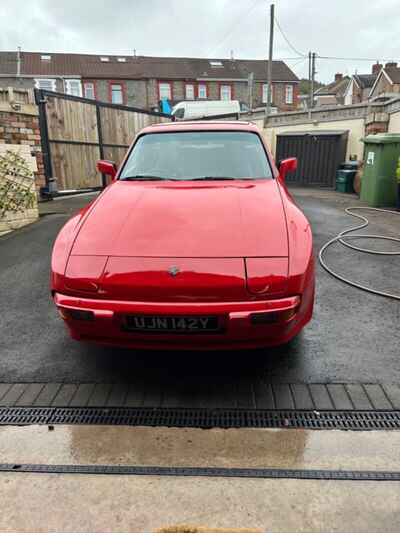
{"left": 54, "top": 292, "right": 308, "bottom": 350}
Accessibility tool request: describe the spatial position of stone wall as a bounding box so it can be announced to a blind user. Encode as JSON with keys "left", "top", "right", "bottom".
{"left": 137, "top": 78, "right": 298, "bottom": 111}
{"left": 87, "top": 79, "right": 148, "bottom": 108}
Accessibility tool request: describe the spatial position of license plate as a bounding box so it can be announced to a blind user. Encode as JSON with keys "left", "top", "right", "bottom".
{"left": 124, "top": 315, "right": 220, "bottom": 333}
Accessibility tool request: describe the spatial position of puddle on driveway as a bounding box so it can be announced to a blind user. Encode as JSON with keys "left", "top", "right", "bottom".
{"left": 0, "top": 425, "right": 399, "bottom": 471}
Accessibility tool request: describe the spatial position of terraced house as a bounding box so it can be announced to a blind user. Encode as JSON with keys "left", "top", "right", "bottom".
{"left": 0, "top": 50, "right": 299, "bottom": 112}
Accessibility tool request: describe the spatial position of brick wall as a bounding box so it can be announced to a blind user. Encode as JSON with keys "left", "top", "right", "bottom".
{"left": 0, "top": 110, "right": 45, "bottom": 192}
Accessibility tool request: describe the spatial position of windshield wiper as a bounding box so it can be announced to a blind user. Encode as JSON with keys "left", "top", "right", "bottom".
{"left": 122, "top": 175, "right": 167, "bottom": 181}
{"left": 189, "top": 176, "right": 236, "bottom": 181}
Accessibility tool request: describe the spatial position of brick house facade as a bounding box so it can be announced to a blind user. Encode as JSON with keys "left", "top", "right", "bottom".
{"left": 343, "top": 63, "right": 381, "bottom": 105}
{"left": 369, "top": 63, "right": 400, "bottom": 100}
{"left": 0, "top": 51, "right": 299, "bottom": 112}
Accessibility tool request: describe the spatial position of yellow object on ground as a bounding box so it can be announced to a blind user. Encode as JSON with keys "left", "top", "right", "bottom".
{"left": 153, "top": 527, "right": 262, "bottom": 533}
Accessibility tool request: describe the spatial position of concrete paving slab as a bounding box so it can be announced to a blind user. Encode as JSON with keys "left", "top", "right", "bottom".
{"left": 0, "top": 473, "right": 399, "bottom": 533}
{"left": 0, "top": 425, "right": 399, "bottom": 471}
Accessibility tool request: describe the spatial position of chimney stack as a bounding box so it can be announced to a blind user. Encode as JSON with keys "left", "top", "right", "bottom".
{"left": 385, "top": 61, "right": 397, "bottom": 69}
{"left": 334, "top": 73, "right": 343, "bottom": 82}
{"left": 372, "top": 62, "right": 382, "bottom": 74}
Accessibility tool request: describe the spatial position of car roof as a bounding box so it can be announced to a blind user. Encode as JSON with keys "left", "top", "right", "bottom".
{"left": 140, "top": 120, "right": 260, "bottom": 134}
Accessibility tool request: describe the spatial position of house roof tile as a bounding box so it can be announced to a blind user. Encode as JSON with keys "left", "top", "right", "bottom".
{"left": 354, "top": 73, "right": 377, "bottom": 89}
{"left": 384, "top": 67, "right": 400, "bottom": 84}
{"left": 0, "top": 51, "right": 299, "bottom": 82}
{"left": 315, "top": 76, "right": 350, "bottom": 97}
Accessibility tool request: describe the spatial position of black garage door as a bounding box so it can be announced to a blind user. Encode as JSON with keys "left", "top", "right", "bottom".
{"left": 276, "top": 130, "right": 348, "bottom": 187}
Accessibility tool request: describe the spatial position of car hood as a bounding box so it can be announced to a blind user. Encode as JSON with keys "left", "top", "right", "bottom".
{"left": 71, "top": 180, "right": 288, "bottom": 258}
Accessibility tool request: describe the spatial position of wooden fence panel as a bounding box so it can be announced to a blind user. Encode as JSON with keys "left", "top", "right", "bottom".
{"left": 46, "top": 97, "right": 98, "bottom": 143}
{"left": 50, "top": 143, "right": 101, "bottom": 190}
{"left": 103, "top": 146, "right": 128, "bottom": 167}
{"left": 100, "top": 107, "right": 139, "bottom": 146}
{"left": 38, "top": 89, "right": 171, "bottom": 192}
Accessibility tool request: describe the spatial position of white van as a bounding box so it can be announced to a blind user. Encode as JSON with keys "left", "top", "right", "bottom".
{"left": 171, "top": 100, "right": 242, "bottom": 120}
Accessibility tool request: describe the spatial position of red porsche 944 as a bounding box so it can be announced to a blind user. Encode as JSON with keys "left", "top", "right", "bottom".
{"left": 51, "top": 121, "right": 314, "bottom": 350}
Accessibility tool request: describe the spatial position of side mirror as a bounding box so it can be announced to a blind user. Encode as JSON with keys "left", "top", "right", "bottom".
{"left": 278, "top": 157, "right": 297, "bottom": 182}
{"left": 97, "top": 160, "right": 117, "bottom": 181}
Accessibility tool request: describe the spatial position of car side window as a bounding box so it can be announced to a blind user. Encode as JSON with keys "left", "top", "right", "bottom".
{"left": 174, "top": 108, "right": 185, "bottom": 119}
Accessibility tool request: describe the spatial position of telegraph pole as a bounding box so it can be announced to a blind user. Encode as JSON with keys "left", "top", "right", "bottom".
{"left": 248, "top": 72, "right": 254, "bottom": 110}
{"left": 308, "top": 51, "right": 312, "bottom": 113}
{"left": 310, "top": 52, "right": 316, "bottom": 109}
{"left": 265, "top": 3, "right": 274, "bottom": 121}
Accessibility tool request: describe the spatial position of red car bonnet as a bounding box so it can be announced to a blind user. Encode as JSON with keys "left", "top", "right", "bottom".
{"left": 70, "top": 179, "right": 288, "bottom": 258}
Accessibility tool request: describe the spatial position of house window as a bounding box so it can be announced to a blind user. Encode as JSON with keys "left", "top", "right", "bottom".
{"left": 100, "top": 57, "right": 109, "bottom": 62}
{"left": 117, "top": 57, "right": 126, "bottom": 62}
{"left": 285, "top": 85, "right": 294, "bottom": 104}
{"left": 209, "top": 60, "right": 223, "bottom": 68}
{"left": 65, "top": 79, "right": 82, "bottom": 97}
{"left": 185, "top": 84, "right": 195, "bottom": 100}
{"left": 198, "top": 83, "right": 207, "bottom": 99}
{"left": 84, "top": 82, "right": 95, "bottom": 100}
{"left": 159, "top": 82, "right": 172, "bottom": 100}
{"left": 220, "top": 84, "right": 232, "bottom": 100}
{"left": 34, "top": 78, "right": 56, "bottom": 91}
{"left": 40, "top": 55, "right": 51, "bottom": 61}
{"left": 111, "top": 83, "right": 124, "bottom": 104}
{"left": 262, "top": 83, "right": 273, "bottom": 103}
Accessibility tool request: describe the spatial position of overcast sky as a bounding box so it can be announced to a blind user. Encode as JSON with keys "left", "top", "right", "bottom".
{"left": 1, "top": 0, "right": 400, "bottom": 83}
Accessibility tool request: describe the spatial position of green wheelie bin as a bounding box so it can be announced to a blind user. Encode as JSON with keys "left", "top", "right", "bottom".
{"left": 360, "top": 134, "right": 400, "bottom": 207}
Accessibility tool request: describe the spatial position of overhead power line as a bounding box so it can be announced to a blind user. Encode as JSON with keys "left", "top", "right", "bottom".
{"left": 317, "top": 55, "right": 393, "bottom": 62}
{"left": 207, "top": 0, "right": 263, "bottom": 56}
{"left": 274, "top": 15, "right": 306, "bottom": 58}
{"left": 289, "top": 57, "right": 308, "bottom": 71}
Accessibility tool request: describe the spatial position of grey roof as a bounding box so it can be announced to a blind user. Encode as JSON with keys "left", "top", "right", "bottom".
{"left": 354, "top": 73, "right": 377, "bottom": 89}
{"left": 384, "top": 67, "right": 400, "bottom": 84}
{"left": 0, "top": 51, "right": 299, "bottom": 82}
{"left": 315, "top": 76, "right": 350, "bottom": 96}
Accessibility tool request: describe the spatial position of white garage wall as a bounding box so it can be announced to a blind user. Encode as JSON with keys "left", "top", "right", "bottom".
{"left": 388, "top": 110, "right": 400, "bottom": 133}
{"left": 262, "top": 117, "right": 365, "bottom": 162}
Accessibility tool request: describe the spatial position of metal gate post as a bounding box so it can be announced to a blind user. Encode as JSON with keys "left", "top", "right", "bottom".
{"left": 34, "top": 88, "right": 54, "bottom": 195}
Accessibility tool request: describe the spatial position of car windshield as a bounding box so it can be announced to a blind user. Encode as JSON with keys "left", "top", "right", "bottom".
{"left": 119, "top": 131, "right": 273, "bottom": 180}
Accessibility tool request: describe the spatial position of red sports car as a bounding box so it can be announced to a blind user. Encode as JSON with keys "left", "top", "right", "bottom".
{"left": 51, "top": 121, "right": 314, "bottom": 350}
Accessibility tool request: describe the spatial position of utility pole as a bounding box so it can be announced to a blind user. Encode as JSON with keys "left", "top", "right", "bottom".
{"left": 265, "top": 3, "right": 274, "bottom": 122}
{"left": 308, "top": 51, "right": 312, "bottom": 114}
{"left": 248, "top": 72, "right": 254, "bottom": 110}
{"left": 310, "top": 52, "right": 316, "bottom": 110}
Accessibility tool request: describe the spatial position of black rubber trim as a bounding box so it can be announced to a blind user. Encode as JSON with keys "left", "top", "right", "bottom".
{"left": 1, "top": 463, "right": 400, "bottom": 481}
{"left": 1, "top": 407, "right": 400, "bottom": 430}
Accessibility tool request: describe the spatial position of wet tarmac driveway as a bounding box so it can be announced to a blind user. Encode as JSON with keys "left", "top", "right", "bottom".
{"left": 0, "top": 188, "right": 399, "bottom": 395}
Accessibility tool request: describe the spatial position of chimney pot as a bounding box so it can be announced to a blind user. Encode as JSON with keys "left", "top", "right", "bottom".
{"left": 372, "top": 62, "right": 382, "bottom": 74}
{"left": 334, "top": 73, "right": 343, "bottom": 82}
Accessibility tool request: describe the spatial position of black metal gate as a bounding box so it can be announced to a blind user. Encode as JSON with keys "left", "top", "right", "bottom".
{"left": 276, "top": 130, "right": 348, "bottom": 187}
{"left": 35, "top": 89, "right": 172, "bottom": 197}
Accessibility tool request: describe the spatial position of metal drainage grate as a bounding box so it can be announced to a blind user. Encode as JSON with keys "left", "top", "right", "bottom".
{"left": 0, "top": 407, "right": 400, "bottom": 430}
{"left": 1, "top": 463, "right": 400, "bottom": 481}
